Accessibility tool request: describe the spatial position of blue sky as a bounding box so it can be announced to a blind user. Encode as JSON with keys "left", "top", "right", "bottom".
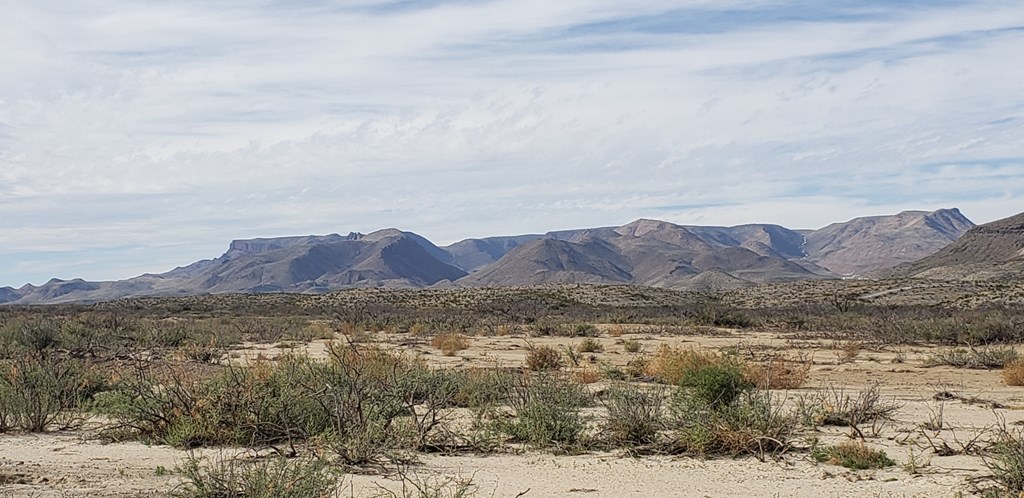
{"left": 1, "top": 0, "right": 1023, "bottom": 287}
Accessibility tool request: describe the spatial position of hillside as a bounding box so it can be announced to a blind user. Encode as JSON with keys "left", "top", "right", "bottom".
{"left": 892, "top": 211, "right": 1024, "bottom": 280}
{"left": 803, "top": 208, "right": 974, "bottom": 275}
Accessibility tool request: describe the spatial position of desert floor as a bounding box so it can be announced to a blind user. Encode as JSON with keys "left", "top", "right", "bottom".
{"left": 4, "top": 326, "right": 1021, "bottom": 497}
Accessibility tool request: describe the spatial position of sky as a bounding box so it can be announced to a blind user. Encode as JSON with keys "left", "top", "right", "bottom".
{"left": 1, "top": 0, "right": 1023, "bottom": 287}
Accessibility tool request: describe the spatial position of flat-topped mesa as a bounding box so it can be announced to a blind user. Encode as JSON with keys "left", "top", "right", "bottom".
{"left": 226, "top": 234, "right": 347, "bottom": 256}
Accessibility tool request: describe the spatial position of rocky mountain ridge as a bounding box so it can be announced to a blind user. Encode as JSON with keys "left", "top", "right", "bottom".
{"left": 0, "top": 208, "right": 980, "bottom": 305}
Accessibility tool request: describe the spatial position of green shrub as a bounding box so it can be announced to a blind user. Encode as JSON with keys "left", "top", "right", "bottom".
{"left": 173, "top": 453, "right": 340, "bottom": 498}
{"left": 500, "top": 373, "right": 589, "bottom": 448}
{"left": 0, "top": 354, "right": 100, "bottom": 432}
{"left": 988, "top": 427, "right": 1024, "bottom": 495}
{"left": 680, "top": 362, "right": 753, "bottom": 409}
{"left": 601, "top": 383, "right": 664, "bottom": 446}
{"left": 622, "top": 339, "right": 642, "bottom": 353}
{"left": 812, "top": 441, "right": 895, "bottom": 470}
{"left": 667, "top": 388, "right": 793, "bottom": 458}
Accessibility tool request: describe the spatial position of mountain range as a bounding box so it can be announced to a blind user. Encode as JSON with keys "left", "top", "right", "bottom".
{"left": 0, "top": 208, "right": 985, "bottom": 305}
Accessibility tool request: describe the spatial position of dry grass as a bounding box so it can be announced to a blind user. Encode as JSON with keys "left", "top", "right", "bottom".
{"left": 1004, "top": 360, "right": 1024, "bottom": 386}
{"left": 574, "top": 367, "right": 601, "bottom": 384}
{"left": 644, "top": 345, "right": 726, "bottom": 385}
{"left": 431, "top": 332, "right": 471, "bottom": 356}
{"left": 744, "top": 356, "right": 811, "bottom": 390}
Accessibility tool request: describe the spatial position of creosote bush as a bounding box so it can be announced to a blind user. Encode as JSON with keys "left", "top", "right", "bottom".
{"left": 0, "top": 354, "right": 103, "bottom": 432}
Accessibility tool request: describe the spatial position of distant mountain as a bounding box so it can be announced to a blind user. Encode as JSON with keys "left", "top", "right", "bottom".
{"left": 803, "top": 208, "right": 974, "bottom": 275}
{"left": 458, "top": 219, "right": 826, "bottom": 288}
{"left": 2, "top": 229, "right": 466, "bottom": 305}
{"left": 443, "top": 234, "right": 544, "bottom": 272}
{"left": 891, "top": 211, "right": 1024, "bottom": 280}
{"left": 0, "top": 208, "right": 980, "bottom": 305}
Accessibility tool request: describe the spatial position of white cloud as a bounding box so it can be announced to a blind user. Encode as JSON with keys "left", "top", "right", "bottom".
{"left": 1, "top": 0, "right": 1023, "bottom": 286}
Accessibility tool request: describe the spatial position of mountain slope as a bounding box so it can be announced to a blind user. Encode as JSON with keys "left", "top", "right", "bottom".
{"left": 892, "top": 211, "right": 1024, "bottom": 280}
{"left": 803, "top": 208, "right": 974, "bottom": 275}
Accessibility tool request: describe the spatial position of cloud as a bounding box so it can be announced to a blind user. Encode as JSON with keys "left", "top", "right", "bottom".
{"left": 1, "top": 0, "right": 1023, "bottom": 286}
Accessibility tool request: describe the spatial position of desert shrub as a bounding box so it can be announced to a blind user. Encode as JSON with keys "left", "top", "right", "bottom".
{"left": 1003, "top": 360, "right": 1024, "bottom": 386}
{"left": 795, "top": 383, "right": 899, "bottom": 428}
{"left": 173, "top": 452, "right": 340, "bottom": 498}
{"left": 644, "top": 346, "right": 732, "bottom": 386}
{"left": 431, "top": 332, "right": 470, "bottom": 356}
{"left": 573, "top": 367, "right": 601, "bottom": 384}
{"left": 0, "top": 354, "right": 101, "bottom": 432}
{"left": 667, "top": 388, "right": 793, "bottom": 458}
{"left": 812, "top": 441, "right": 895, "bottom": 470}
{"left": 500, "top": 373, "right": 589, "bottom": 448}
{"left": 525, "top": 345, "right": 563, "bottom": 371}
{"left": 601, "top": 383, "right": 665, "bottom": 446}
{"left": 98, "top": 364, "right": 226, "bottom": 447}
{"left": 744, "top": 356, "right": 811, "bottom": 390}
{"left": 622, "top": 339, "right": 642, "bottom": 353}
{"left": 924, "top": 347, "right": 1019, "bottom": 369}
{"left": 570, "top": 323, "right": 600, "bottom": 337}
{"left": 176, "top": 338, "right": 226, "bottom": 364}
{"left": 835, "top": 341, "right": 862, "bottom": 364}
{"left": 576, "top": 338, "right": 604, "bottom": 353}
{"left": 0, "top": 385, "right": 12, "bottom": 433}
{"left": 988, "top": 427, "right": 1024, "bottom": 495}
{"left": 679, "top": 362, "right": 753, "bottom": 409}
{"left": 100, "top": 344, "right": 451, "bottom": 463}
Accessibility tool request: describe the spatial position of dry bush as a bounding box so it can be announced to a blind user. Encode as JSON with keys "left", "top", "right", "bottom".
{"left": 431, "top": 332, "right": 470, "bottom": 356}
{"left": 1004, "top": 360, "right": 1024, "bottom": 386}
{"left": 645, "top": 345, "right": 727, "bottom": 385}
{"left": 608, "top": 325, "right": 625, "bottom": 338}
{"left": 573, "top": 367, "right": 600, "bottom": 384}
{"left": 576, "top": 338, "right": 604, "bottom": 353}
{"left": 525, "top": 345, "right": 563, "bottom": 371}
{"left": 744, "top": 356, "right": 811, "bottom": 390}
{"left": 925, "top": 346, "right": 1019, "bottom": 369}
{"left": 835, "top": 341, "right": 862, "bottom": 364}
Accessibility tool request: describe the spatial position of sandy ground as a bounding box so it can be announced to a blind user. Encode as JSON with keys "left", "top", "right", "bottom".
{"left": 4, "top": 327, "right": 1023, "bottom": 497}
